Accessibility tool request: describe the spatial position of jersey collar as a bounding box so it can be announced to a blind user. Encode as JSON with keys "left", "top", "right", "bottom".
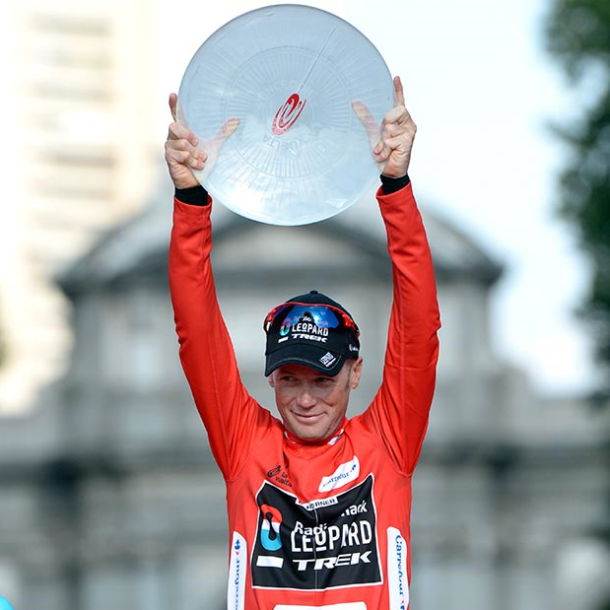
{"left": 283, "top": 417, "right": 348, "bottom": 447}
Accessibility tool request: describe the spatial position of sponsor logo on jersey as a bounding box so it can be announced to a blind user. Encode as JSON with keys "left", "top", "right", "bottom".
{"left": 319, "top": 456, "right": 360, "bottom": 492}
{"left": 267, "top": 465, "right": 282, "bottom": 477}
{"left": 299, "top": 497, "right": 339, "bottom": 511}
{"left": 228, "top": 532, "right": 247, "bottom": 610}
{"left": 251, "top": 476, "right": 381, "bottom": 590}
{"left": 260, "top": 504, "right": 283, "bottom": 551}
{"left": 387, "top": 526, "right": 409, "bottom": 610}
{"left": 267, "top": 464, "right": 292, "bottom": 488}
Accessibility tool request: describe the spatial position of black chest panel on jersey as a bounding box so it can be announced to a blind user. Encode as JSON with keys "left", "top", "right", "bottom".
{"left": 252, "top": 475, "right": 381, "bottom": 590}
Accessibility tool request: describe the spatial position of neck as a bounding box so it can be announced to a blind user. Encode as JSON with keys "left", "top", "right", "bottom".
{"left": 283, "top": 418, "right": 348, "bottom": 446}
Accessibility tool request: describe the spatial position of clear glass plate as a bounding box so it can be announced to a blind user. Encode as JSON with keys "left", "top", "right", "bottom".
{"left": 178, "top": 4, "right": 393, "bottom": 225}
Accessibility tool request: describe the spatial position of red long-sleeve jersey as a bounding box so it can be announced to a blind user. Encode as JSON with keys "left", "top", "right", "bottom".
{"left": 169, "top": 182, "right": 440, "bottom": 610}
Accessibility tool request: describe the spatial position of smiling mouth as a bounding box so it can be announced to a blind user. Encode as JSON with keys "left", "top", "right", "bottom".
{"left": 294, "top": 413, "right": 323, "bottom": 422}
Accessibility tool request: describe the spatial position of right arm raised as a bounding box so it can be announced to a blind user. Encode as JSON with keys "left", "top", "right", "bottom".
{"left": 166, "top": 95, "right": 261, "bottom": 481}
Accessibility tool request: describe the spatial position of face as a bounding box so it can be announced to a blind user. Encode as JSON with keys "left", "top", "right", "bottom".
{"left": 269, "top": 358, "right": 363, "bottom": 443}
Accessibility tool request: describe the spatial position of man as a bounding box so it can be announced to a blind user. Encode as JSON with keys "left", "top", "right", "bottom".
{"left": 165, "top": 76, "right": 440, "bottom": 610}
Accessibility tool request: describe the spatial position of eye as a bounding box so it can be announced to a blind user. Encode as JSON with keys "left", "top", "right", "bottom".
{"left": 279, "top": 375, "right": 298, "bottom": 384}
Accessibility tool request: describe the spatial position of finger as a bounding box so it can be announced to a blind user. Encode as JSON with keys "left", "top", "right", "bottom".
{"left": 378, "top": 125, "right": 416, "bottom": 157}
{"left": 374, "top": 147, "right": 391, "bottom": 163}
{"left": 167, "top": 121, "right": 200, "bottom": 148}
{"left": 382, "top": 133, "right": 413, "bottom": 153}
{"left": 165, "top": 130, "right": 207, "bottom": 172}
{"left": 165, "top": 148, "right": 191, "bottom": 166}
{"left": 168, "top": 93, "right": 178, "bottom": 122}
{"left": 383, "top": 105, "right": 410, "bottom": 127}
{"left": 208, "top": 118, "right": 240, "bottom": 149}
{"left": 222, "top": 117, "right": 240, "bottom": 138}
{"left": 201, "top": 117, "right": 240, "bottom": 168}
{"left": 381, "top": 122, "right": 410, "bottom": 139}
{"left": 165, "top": 143, "right": 207, "bottom": 171}
{"left": 393, "top": 76, "right": 405, "bottom": 107}
{"left": 165, "top": 136, "right": 207, "bottom": 159}
{"left": 352, "top": 100, "right": 381, "bottom": 150}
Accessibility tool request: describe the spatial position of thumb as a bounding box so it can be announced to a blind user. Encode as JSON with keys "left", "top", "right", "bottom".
{"left": 168, "top": 93, "right": 178, "bottom": 122}
{"left": 352, "top": 100, "right": 382, "bottom": 154}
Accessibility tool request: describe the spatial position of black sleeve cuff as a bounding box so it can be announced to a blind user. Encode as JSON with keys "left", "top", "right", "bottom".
{"left": 380, "top": 174, "right": 411, "bottom": 194}
{"left": 175, "top": 184, "right": 209, "bottom": 206}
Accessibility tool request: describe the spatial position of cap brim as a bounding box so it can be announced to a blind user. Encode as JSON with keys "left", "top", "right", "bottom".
{"left": 265, "top": 345, "right": 346, "bottom": 377}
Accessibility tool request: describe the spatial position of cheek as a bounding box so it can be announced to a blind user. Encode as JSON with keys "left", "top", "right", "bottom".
{"left": 273, "top": 386, "right": 294, "bottom": 408}
{"left": 324, "top": 386, "right": 350, "bottom": 409}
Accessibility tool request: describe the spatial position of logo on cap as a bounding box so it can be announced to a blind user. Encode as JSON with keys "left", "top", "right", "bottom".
{"left": 319, "top": 352, "right": 337, "bottom": 368}
{"left": 278, "top": 311, "right": 330, "bottom": 345}
{"left": 264, "top": 296, "right": 360, "bottom": 377}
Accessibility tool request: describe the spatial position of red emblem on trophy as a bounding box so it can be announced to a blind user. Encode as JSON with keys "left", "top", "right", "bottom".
{"left": 272, "top": 93, "right": 307, "bottom": 135}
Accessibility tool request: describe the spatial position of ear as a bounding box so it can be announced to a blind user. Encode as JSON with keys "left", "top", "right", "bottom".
{"left": 350, "top": 357, "right": 364, "bottom": 389}
{"left": 268, "top": 374, "right": 275, "bottom": 388}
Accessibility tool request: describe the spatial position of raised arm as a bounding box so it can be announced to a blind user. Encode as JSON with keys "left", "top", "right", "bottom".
{"left": 165, "top": 95, "right": 261, "bottom": 480}
{"left": 359, "top": 78, "right": 441, "bottom": 473}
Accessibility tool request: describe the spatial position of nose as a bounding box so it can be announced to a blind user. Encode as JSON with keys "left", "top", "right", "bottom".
{"left": 296, "top": 384, "right": 317, "bottom": 409}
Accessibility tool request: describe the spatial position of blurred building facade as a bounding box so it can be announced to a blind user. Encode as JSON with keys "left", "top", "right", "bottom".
{"left": 0, "top": 0, "right": 157, "bottom": 412}
{"left": 0, "top": 183, "right": 609, "bottom": 610}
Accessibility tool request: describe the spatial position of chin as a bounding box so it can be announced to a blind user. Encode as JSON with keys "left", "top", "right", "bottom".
{"left": 294, "top": 426, "right": 332, "bottom": 444}
{"left": 286, "top": 423, "right": 317, "bottom": 441}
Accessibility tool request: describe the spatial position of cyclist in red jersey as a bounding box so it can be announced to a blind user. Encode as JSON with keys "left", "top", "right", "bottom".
{"left": 165, "top": 76, "right": 440, "bottom": 610}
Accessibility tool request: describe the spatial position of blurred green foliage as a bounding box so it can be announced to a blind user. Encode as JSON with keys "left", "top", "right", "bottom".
{"left": 545, "top": 0, "right": 610, "bottom": 384}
